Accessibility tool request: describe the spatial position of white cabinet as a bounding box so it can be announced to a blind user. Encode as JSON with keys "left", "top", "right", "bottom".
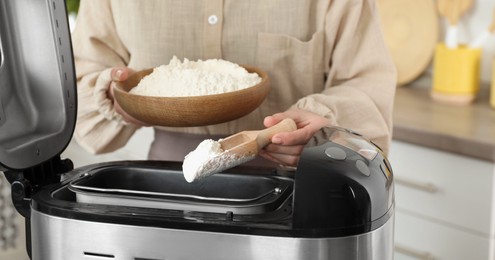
{"left": 390, "top": 141, "right": 495, "bottom": 260}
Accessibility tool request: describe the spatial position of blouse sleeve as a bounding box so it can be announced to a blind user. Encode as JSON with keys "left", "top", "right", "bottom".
{"left": 293, "top": 0, "right": 397, "bottom": 154}
{"left": 72, "top": 0, "right": 138, "bottom": 154}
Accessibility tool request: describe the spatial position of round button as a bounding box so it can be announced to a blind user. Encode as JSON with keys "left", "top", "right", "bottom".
{"left": 208, "top": 15, "right": 218, "bottom": 25}
{"left": 355, "top": 160, "right": 370, "bottom": 176}
{"left": 325, "top": 147, "right": 347, "bottom": 160}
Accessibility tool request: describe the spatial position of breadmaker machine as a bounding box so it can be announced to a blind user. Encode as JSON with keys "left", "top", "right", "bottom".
{"left": 0, "top": 0, "right": 395, "bottom": 259}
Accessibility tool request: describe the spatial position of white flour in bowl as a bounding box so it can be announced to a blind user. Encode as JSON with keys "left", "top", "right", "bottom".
{"left": 130, "top": 56, "right": 262, "bottom": 97}
{"left": 182, "top": 139, "right": 255, "bottom": 183}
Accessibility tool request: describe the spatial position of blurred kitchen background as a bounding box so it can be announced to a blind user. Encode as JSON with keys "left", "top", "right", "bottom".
{"left": 2, "top": 0, "right": 495, "bottom": 259}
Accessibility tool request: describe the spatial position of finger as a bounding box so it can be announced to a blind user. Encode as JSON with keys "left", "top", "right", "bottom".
{"left": 260, "top": 150, "right": 299, "bottom": 166}
{"left": 111, "top": 67, "right": 130, "bottom": 81}
{"left": 271, "top": 128, "right": 314, "bottom": 146}
{"left": 117, "top": 107, "right": 150, "bottom": 127}
{"left": 266, "top": 110, "right": 330, "bottom": 128}
{"left": 263, "top": 143, "right": 304, "bottom": 156}
{"left": 263, "top": 113, "right": 291, "bottom": 128}
{"left": 259, "top": 150, "right": 287, "bottom": 165}
{"left": 112, "top": 93, "right": 150, "bottom": 127}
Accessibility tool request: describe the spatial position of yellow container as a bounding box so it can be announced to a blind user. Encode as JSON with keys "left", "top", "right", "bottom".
{"left": 432, "top": 43, "right": 481, "bottom": 105}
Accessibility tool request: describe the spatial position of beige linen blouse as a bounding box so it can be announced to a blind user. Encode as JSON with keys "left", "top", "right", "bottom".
{"left": 73, "top": 0, "right": 397, "bottom": 155}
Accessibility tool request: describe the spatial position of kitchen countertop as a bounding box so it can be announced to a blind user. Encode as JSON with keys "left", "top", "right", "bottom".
{"left": 392, "top": 83, "right": 495, "bottom": 162}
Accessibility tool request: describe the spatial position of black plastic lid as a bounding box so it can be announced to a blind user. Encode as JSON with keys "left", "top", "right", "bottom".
{"left": 0, "top": 0, "right": 76, "bottom": 171}
{"left": 292, "top": 127, "right": 394, "bottom": 234}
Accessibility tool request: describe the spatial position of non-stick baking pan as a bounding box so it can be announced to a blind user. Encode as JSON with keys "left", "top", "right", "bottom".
{"left": 69, "top": 165, "right": 293, "bottom": 214}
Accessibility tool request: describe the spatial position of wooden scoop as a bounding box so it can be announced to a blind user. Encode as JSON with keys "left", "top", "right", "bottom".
{"left": 219, "top": 118, "right": 297, "bottom": 159}
{"left": 437, "top": 0, "right": 473, "bottom": 25}
{"left": 437, "top": 0, "right": 474, "bottom": 48}
{"left": 182, "top": 118, "right": 297, "bottom": 182}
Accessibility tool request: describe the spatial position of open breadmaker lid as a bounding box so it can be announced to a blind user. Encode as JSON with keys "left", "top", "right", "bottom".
{"left": 0, "top": 0, "right": 76, "bottom": 172}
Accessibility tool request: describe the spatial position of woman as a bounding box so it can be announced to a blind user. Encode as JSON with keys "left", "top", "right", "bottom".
{"left": 72, "top": 0, "right": 396, "bottom": 167}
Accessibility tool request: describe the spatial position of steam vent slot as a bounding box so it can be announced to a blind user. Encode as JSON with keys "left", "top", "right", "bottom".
{"left": 83, "top": 252, "right": 115, "bottom": 259}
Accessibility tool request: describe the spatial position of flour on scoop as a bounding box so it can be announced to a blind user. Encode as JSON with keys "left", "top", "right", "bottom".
{"left": 182, "top": 139, "right": 255, "bottom": 183}
{"left": 130, "top": 56, "right": 262, "bottom": 97}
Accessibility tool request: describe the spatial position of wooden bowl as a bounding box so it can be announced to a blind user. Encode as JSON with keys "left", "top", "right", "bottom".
{"left": 113, "top": 66, "right": 270, "bottom": 127}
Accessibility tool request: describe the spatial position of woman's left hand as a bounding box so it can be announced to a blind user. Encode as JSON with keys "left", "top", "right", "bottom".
{"left": 260, "top": 109, "right": 331, "bottom": 166}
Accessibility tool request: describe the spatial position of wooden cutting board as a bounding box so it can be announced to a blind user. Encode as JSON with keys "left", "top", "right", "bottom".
{"left": 377, "top": 0, "right": 439, "bottom": 86}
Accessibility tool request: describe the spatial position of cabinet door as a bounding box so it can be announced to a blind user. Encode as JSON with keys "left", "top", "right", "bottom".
{"left": 390, "top": 141, "right": 494, "bottom": 235}
{"left": 394, "top": 211, "right": 491, "bottom": 260}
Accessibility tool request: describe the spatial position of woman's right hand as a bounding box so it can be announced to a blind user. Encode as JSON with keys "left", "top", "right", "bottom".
{"left": 108, "top": 67, "right": 150, "bottom": 127}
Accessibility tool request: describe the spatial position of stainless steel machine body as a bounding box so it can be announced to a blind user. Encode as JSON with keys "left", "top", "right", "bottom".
{"left": 31, "top": 209, "right": 394, "bottom": 260}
